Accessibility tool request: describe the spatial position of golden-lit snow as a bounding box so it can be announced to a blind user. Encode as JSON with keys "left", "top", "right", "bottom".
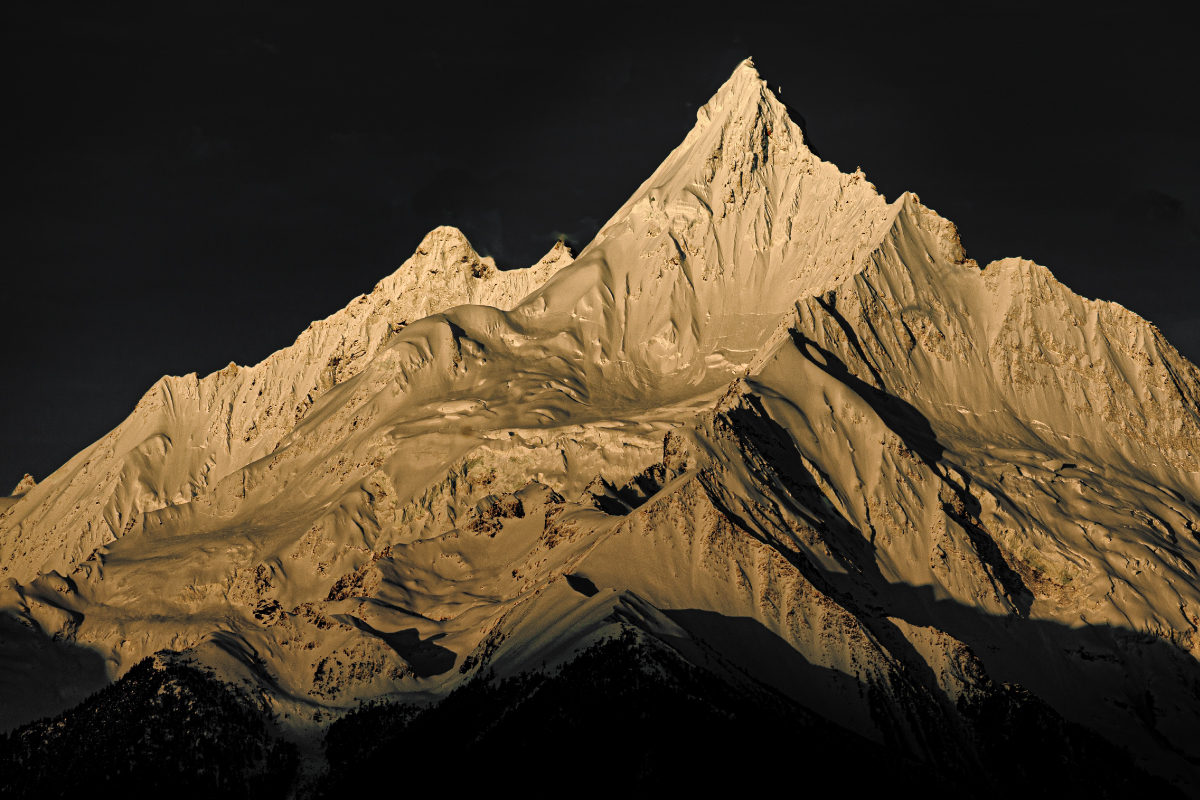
{"left": 2, "top": 59, "right": 1198, "bottom": 789}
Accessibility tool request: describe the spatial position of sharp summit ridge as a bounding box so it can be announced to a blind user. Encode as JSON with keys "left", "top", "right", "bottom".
{"left": 2, "top": 60, "right": 1198, "bottom": 795}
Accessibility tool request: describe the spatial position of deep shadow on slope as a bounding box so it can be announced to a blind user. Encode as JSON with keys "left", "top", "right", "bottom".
{"left": 760, "top": 330, "right": 1033, "bottom": 610}
{"left": 790, "top": 324, "right": 943, "bottom": 467}
{"left": 318, "top": 624, "right": 1183, "bottom": 799}
{"left": 776, "top": 330, "right": 1200, "bottom": 772}
{"left": 342, "top": 618, "right": 457, "bottom": 678}
{"left": 317, "top": 627, "right": 952, "bottom": 798}
{"left": 0, "top": 614, "right": 111, "bottom": 733}
{"left": 660, "top": 609, "right": 1188, "bottom": 799}
{"left": 715, "top": 358, "right": 1200, "bottom": 789}
{"left": 0, "top": 656, "right": 298, "bottom": 799}
{"left": 864, "top": 577, "right": 1200, "bottom": 778}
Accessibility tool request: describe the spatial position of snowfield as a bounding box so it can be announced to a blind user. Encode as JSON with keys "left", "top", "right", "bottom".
{"left": 3, "top": 60, "right": 1199, "bottom": 792}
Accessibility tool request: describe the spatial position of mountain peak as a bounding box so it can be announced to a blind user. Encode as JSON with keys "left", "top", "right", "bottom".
{"left": 693, "top": 57, "right": 785, "bottom": 139}
{"left": 727, "top": 56, "right": 762, "bottom": 89}
{"left": 402, "top": 225, "right": 496, "bottom": 280}
{"left": 585, "top": 57, "right": 829, "bottom": 254}
{"left": 3, "top": 58, "right": 1199, "bottom": 796}
{"left": 0, "top": 224, "right": 573, "bottom": 586}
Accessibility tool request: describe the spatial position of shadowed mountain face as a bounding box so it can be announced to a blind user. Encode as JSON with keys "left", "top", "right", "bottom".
{"left": 2, "top": 61, "right": 1199, "bottom": 794}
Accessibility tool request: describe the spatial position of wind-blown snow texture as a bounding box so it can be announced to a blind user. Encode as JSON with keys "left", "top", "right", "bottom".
{"left": 3, "top": 61, "right": 1198, "bottom": 791}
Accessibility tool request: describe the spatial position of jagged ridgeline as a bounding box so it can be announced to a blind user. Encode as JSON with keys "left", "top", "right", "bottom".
{"left": 2, "top": 59, "right": 1199, "bottom": 794}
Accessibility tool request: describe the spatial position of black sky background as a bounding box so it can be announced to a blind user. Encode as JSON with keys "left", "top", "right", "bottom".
{"left": 3, "top": 1, "right": 1197, "bottom": 491}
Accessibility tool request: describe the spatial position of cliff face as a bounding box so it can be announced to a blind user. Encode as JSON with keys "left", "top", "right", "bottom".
{"left": 2, "top": 60, "right": 1198, "bottom": 791}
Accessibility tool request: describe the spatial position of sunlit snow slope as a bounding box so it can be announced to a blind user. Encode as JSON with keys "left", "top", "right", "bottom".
{"left": 3, "top": 60, "right": 1198, "bottom": 791}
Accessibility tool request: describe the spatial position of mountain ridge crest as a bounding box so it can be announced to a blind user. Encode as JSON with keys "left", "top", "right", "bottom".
{"left": 2, "top": 58, "right": 1199, "bottom": 792}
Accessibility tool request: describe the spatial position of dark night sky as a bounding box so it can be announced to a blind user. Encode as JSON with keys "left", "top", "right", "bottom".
{"left": 3, "top": 2, "right": 1197, "bottom": 491}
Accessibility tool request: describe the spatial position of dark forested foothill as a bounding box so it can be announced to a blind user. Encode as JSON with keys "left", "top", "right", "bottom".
{"left": 0, "top": 630, "right": 1185, "bottom": 797}
{"left": 317, "top": 629, "right": 941, "bottom": 796}
{"left": 315, "top": 628, "right": 1184, "bottom": 799}
{"left": 0, "top": 656, "right": 297, "bottom": 799}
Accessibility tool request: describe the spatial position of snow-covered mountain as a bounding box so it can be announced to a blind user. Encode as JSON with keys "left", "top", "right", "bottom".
{"left": 3, "top": 60, "right": 1198, "bottom": 793}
